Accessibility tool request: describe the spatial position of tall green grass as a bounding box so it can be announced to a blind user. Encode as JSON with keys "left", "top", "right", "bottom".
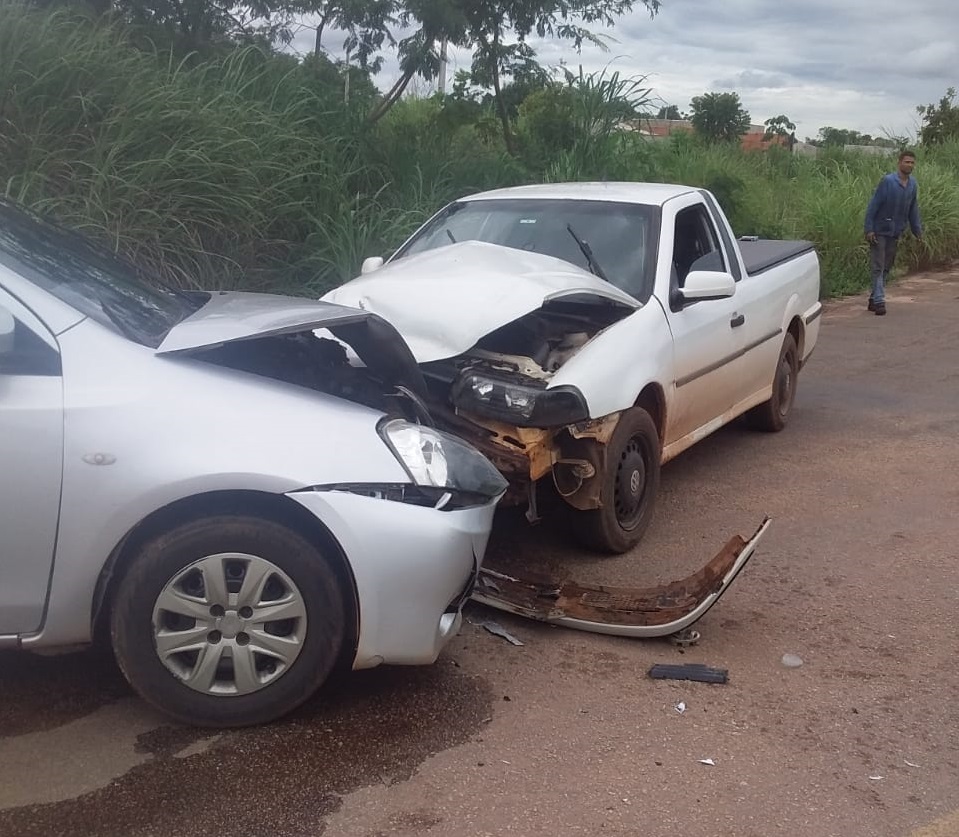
{"left": 2, "top": 1, "right": 958, "bottom": 296}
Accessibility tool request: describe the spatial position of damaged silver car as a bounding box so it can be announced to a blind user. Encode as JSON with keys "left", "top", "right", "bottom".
{"left": 0, "top": 199, "right": 506, "bottom": 727}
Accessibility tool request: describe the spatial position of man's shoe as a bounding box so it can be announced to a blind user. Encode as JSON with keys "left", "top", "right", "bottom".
{"left": 874, "top": 302, "right": 886, "bottom": 316}
{"left": 867, "top": 298, "right": 877, "bottom": 311}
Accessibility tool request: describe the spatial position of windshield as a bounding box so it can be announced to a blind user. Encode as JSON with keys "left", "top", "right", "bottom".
{"left": 0, "top": 200, "right": 204, "bottom": 348}
{"left": 395, "top": 198, "right": 658, "bottom": 299}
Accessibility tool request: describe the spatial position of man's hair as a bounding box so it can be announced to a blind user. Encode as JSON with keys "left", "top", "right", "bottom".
{"left": 899, "top": 149, "right": 917, "bottom": 161}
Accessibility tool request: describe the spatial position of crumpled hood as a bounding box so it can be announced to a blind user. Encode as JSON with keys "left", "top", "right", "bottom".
{"left": 156, "top": 291, "right": 427, "bottom": 398}
{"left": 157, "top": 292, "right": 374, "bottom": 354}
{"left": 322, "top": 241, "right": 641, "bottom": 363}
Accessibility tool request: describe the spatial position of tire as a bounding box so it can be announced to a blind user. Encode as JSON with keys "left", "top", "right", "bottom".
{"left": 110, "top": 515, "right": 346, "bottom": 728}
{"left": 572, "top": 408, "right": 662, "bottom": 554}
{"left": 749, "top": 333, "right": 799, "bottom": 433}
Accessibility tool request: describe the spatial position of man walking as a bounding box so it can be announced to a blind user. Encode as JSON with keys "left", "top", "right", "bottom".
{"left": 863, "top": 150, "right": 923, "bottom": 316}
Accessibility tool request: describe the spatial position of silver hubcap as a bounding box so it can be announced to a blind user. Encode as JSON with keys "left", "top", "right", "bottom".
{"left": 152, "top": 553, "right": 308, "bottom": 696}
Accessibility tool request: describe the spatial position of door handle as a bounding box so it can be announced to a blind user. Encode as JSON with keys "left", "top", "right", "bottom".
{"left": 730, "top": 313, "right": 745, "bottom": 328}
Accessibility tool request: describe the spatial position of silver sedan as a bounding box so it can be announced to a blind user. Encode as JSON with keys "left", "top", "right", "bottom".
{"left": 0, "top": 199, "right": 506, "bottom": 727}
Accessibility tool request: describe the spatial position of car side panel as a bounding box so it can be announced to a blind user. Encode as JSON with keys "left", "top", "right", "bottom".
{"left": 20, "top": 319, "right": 407, "bottom": 648}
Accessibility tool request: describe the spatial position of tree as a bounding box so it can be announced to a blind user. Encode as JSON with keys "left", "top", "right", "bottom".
{"left": 917, "top": 87, "right": 959, "bottom": 145}
{"left": 309, "top": 0, "right": 398, "bottom": 73}
{"left": 369, "top": 0, "right": 662, "bottom": 150}
{"left": 657, "top": 104, "right": 681, "bottom": 120}
{"left": 108, "top": 0, "right": 303, "bottom": 50}
{"left": 806, "top": 126, "right": 898, "bottom": 148}
{"left": 763, "top": 114, "right": 796, "bottom": 151}
{"left": 689, "top": 91, "right": 750, "bottom": 144}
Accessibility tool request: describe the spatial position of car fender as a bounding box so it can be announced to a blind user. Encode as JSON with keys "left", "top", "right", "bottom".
{"left": 548, "top": 302, "right": 673, "bottom": 420}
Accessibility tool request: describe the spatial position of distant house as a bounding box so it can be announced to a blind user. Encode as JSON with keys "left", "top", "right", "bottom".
{"left": 843, "top": 144, "right": 896, "bottom": 156}
{"left": 633, "top": 118, "right": 791, "bottom": 151}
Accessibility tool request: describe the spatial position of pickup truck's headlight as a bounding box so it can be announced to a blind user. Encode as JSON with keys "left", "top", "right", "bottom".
{"left": 379, "top": 419, "right": 508, "bottom": 502}
{"left": 452, "top": 374, "right": 589, "bottom": 427}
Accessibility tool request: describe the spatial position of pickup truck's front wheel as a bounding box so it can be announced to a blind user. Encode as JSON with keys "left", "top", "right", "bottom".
{"left": 749, "top": 333, "right": 798, "bottom": 432}
{"left": 572, "top": 408, "right": 661, "bottom": 554}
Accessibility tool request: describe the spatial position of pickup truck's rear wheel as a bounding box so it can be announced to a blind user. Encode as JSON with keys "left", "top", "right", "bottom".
{"left": 110, "top": 515, "right": 346, "bottom": 728}
{"left": 749, "top": 333, "right": 798, "bottom": 432}
{"left": 572, "top": 408, "right": 661, "bottom": 554}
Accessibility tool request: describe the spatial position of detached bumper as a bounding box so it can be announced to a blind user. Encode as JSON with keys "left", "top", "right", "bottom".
{"left": 472, "top": 518, "right": 770, "bottom": 638}
{"left": 287, "top": 489, "right": 496, "bottom": 668}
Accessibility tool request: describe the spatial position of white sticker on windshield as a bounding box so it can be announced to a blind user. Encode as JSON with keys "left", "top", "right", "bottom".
{"left": 519, "top": 219, "right": 537, "bottom": 224}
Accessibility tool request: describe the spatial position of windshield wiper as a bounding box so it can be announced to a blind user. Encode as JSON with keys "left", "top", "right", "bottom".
{"left": 566, "top": 224, "right": 608, "bottom": 282}
{"left": 445, "top": 229, "right": 456, "bottom": 244}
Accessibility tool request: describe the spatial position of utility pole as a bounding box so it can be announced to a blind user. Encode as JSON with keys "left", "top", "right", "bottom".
{"left": 438, "top": 37, "right": 448, "bottom": 94}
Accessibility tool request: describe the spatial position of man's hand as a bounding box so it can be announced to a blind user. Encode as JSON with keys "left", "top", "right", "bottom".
{"left": 865, "top": 231, "right": 877, "bottom": 244}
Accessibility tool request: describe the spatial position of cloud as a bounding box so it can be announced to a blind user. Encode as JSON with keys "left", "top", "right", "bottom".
{"left": 713, "top": 70, "right": 791, "bottom": 90}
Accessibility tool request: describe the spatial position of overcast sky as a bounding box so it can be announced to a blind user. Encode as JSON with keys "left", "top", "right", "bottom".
{"left": 288, "top": 0, "right": 957, "bottom": 142}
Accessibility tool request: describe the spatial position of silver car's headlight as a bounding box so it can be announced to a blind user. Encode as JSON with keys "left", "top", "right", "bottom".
{"left": 379, "top": 419, "right": 508, "bottom": 503}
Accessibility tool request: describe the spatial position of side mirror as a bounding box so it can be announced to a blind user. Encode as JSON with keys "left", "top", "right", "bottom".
{"left": 360, "top": 256, "right": 385, "bottom": 275}
{"left": 0, "top": 308, "right": 14, "bottom": 356}
{"left": 680, "top": 270, "right": 736, "bottom": 302}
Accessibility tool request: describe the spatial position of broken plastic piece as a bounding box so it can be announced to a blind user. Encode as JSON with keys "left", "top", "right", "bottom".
{"left": 648, "top": 663, "right": 729, "bottom": 684}
{"left": 472, "top": 519, "right": 770, "bottom": 639}
{"left": 674, "top": 701, "right": 687, "bottom": 714}
{"left": 670, "top": 628, "right": 701, "bottom": 647}
{"left": 699, "top": 758, "right": 716, "bottom": 766}
{"left": 479, "top": 620, "right": 525, "bottom": 646}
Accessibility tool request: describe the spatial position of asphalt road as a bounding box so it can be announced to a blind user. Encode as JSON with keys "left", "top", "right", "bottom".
{"left": 2, "top": 267, "right": 958, "bottom": 837}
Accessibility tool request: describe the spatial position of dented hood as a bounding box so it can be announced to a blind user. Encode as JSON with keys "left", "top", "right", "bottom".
{"left": 322, "top": 241, "right": 641, "bottom": 363}
{"left": 156, "top": 291, "right": 428, "bottom": 397}
{"left": 156, "top": 292, "right": 375, "bottom": 354}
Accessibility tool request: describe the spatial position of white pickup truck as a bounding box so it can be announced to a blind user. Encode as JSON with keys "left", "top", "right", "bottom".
{"left": 324, "top": 182, "right": 821, "bottom": 553}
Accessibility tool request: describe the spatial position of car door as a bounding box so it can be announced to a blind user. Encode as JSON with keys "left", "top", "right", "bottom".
{"left": 0, "top": 290, "right": 64, "bottom": 634}
{"left": 661, "top": 198, "right": 746, "bottom": 447}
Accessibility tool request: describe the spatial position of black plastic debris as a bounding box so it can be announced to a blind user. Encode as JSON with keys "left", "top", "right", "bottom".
{"left": 648, "top": 663, "right": 728, "bottom": 684}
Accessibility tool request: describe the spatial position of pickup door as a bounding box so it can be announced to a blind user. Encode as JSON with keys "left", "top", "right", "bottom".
{"left": 659, "top": 193, "right": 752, "bottom": 448}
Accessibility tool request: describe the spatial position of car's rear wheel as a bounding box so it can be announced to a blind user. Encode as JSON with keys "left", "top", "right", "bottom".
{"left": 571, "top": 407, "right": 661, "bottom": 554}
{"left": 111, "top": 515, "right": 346, "bottom": 727}
{"left": 748, "top": 333, "right": 799, "bottom": 432}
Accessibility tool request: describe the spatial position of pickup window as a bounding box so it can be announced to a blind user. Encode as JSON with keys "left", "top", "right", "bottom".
{"left": 699, "top": 191, "right": 742, "bottom": 281}
{"left": 672, "top": 204, "right": 726, "bottom": 289}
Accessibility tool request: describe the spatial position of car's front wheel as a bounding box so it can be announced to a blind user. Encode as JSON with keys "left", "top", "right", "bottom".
{"left": 111, "top": 515, "right": 346, "bottom": 727}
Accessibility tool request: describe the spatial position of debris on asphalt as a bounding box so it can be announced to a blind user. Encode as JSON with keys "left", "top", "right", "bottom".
{"left": 905, "top": 760, "right": 921, "bottom": 768}
{"left": 674, "top": 701, "right": 687, "bottom": 714}
{"left": 669, "top": 628, "right": 701, "bottom": 647}
{"left": 648, "top": 663, "right": 729, "bottom": 684}
{"left": 869, "top": 775, "right": 884, "bottom": 781}
{"left": 699, "top": 758, "right": 716, "bottom": 766}
{"left": 479, "top": 620, "right": 525, "bottom": 646}
{"left": 781, "top": 653, "right": 804, "bottom": 668}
